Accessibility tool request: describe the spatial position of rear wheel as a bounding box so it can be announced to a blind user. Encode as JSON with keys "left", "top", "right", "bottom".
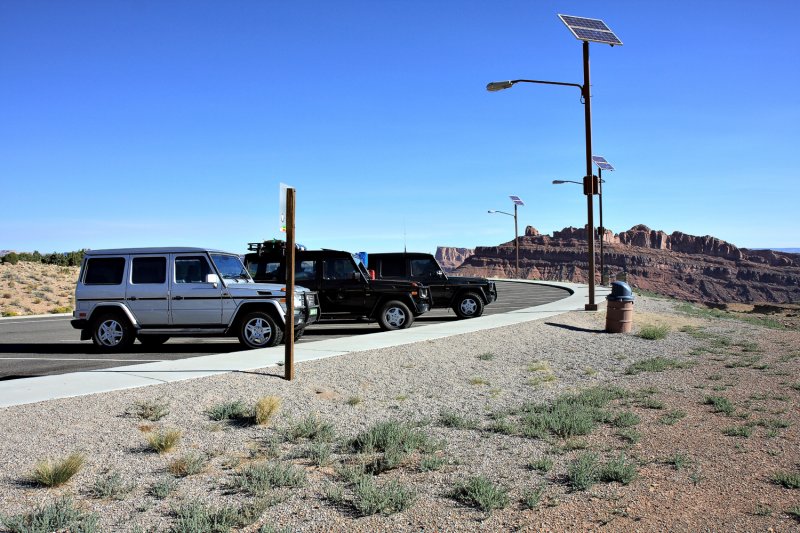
{"left": 92, "top": 312, "right": 135, "bottom": 351}
{"left": 453, "top": 292, "right": 484, "bottom": 319}
{"left": 138, "top": 335, "right": 170, "bottom": 346}
{"left": 377, "top": 300, "right": 414, "bottom": 330}
{"left": 238, "top": 311, "right": 283, "bottom": 349}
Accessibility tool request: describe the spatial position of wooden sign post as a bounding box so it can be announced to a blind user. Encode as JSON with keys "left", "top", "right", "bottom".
{"left": 284, "top": 187, "right": 296, "bottom": 381}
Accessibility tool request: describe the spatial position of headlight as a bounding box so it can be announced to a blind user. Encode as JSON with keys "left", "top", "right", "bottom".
{"left": 294, "top": 292, "right": 305, "bottom": 308}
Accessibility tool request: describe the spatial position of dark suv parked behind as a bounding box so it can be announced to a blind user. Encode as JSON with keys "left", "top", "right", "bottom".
{"left": 368, "top": 252, "right": 497, "bottom": 318}
{"left": 244, "top": 243, "right": 431, "bottom": 331}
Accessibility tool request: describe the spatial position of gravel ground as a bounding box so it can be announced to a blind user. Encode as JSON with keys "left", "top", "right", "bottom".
{"left": 1, "top": 295, "right": 799, "bottom": 531}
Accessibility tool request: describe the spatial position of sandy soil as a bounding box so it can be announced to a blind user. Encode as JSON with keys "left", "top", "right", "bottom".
{"left": 0, "top": 262, "right": 79, "bottom": 316}
{"left": 0, "top": 295, "right": 798, "bottom": 531}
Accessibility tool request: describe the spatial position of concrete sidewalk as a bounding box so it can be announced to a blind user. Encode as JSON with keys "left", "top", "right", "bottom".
{"left": 0, "top": 280, "right": 610, "bottom": 408}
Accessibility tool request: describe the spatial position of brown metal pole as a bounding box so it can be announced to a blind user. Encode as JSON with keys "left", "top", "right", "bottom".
{"left": 598, "top": 167, "right": 605, "bottom": 285}
{"left": 582, "top": 40, "right": 598, "bottom": 311}
{"left": 284, "top": 188, "right": 296, "bottom": 380}
{"left": 514, "top": 203, "right": 519, "bottom": 279}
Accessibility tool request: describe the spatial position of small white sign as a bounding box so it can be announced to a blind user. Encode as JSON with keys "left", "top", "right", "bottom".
{"left": 279, "top": 182, "right": 290, "bottom": 233}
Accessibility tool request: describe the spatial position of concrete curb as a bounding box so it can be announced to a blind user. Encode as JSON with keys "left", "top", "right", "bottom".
{"left": 0, "top": 313, "right": 71, "bottom": 321}
{"left": 0, "top": 281, "right": 609, "bottom": 408}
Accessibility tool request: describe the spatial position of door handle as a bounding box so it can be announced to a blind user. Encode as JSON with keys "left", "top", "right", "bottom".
{"left": 128, "top": 296, "right": 138, "bottom": 301}
{"left": 173, "top": 295, "right": 184, "bottom": 300}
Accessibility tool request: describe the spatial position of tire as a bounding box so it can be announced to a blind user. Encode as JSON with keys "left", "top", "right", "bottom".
{"left": 91, "top": 312, "right": 135, "bottom": 351}
{"left": 377, "top": 300, "right": 414, "bottom": 331}
{"left": 453, "top": 291, "right": 484, "bottom": 319}
{"left": 238, "top": 311, "right": 283, "bottom": 349}
{"left": 138, "top": 335, "right": 170, "bottom": 346}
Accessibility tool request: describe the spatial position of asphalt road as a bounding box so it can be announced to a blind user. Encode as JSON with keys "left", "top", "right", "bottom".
{"left": 0, "top": 281, "right": 569, "bottom": 380}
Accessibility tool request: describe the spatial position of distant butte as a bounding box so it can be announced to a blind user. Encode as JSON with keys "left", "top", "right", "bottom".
{"left": 438, "top": 225, "right": 800, "bottom": 305}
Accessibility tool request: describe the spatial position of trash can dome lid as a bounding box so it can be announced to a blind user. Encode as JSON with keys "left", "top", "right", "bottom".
{"left": 608, "top": 281, "right": 634, "bottom": 301}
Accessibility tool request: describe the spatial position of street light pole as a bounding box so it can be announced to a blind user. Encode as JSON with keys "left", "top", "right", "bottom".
{"left": 487, "top": 208, "right": 520, "bottom": 279}
{"left": 581, "top": 41, "right": 598, "bottom": 310}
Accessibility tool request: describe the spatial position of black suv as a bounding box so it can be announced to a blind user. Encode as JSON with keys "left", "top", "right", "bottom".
{"left": 244, "top": 243, "right": 431, "bottom": 331}
{"left": 368, "top": 252, "right": 497, "bottom": 318}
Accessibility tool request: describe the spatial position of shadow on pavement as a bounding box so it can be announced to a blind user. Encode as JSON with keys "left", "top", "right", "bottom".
{"left": 0, "top": 343, "right": 245, "bottom": 355}
{"left": 544, "top": 322, "right": 605, "bottom": 334}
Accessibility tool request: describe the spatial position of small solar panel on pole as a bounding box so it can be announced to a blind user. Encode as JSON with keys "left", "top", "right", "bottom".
{"left": 592, "top": 155, "right": 615, "bottom": 285}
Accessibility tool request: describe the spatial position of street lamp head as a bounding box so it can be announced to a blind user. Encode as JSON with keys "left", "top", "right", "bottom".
{"left": 552, "top": 180, "right": 566, "bottom": 184}
{"left": 486, "top": 81, "right": 514, "bottom": 92}
{"left": 487, "top": 210, "right": 496, "bottom": 213}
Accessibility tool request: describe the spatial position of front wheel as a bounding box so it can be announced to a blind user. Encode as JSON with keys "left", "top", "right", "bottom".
{"left": 238, "top": 311, "right": 283, "bottom": 349}
{"left": 377, "top": 300, "right": 414, "bottom": 331}
{"left": 453, "top": 292, "right": 484, "bottom": 319}
{"left": 92, "top": 312, "right": 135, "bottom": 351}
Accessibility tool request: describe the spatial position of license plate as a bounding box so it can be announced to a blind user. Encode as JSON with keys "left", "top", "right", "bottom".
{"left": 310, "top": 308, "right": 318, "bottom": 316}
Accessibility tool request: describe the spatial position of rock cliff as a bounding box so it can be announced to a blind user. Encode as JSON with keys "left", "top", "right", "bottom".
{"left": 435, "top": 246, "right": 474, "bottom": 273}
{"left": 453, "top": 225, "right": 800, "bottom": 304}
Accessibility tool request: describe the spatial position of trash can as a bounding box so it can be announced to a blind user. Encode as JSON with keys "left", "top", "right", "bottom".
{"left": 605, "top": 281, "right": 634, "bottom": 333}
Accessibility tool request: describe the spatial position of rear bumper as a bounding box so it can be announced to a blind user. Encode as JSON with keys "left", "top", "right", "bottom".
{"left": 70, "top": 319, "right": 88, "bottom": 330}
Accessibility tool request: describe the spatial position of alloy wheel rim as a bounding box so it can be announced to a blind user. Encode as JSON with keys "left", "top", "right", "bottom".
{"left": 245, "top": 318, "right": 271, "bottom": 345}
{"left": 460, "top": 299, "right": 478, "bottom": 315}
{"left": 385, "top": 307, "right": 406, "bottom": 327}
{"left": 98, "top": 319, "right": 123, "bottom": 346}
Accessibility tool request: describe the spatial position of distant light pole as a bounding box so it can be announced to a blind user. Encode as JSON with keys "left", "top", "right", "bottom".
{"left": 488, "top": 195, "right": 524, "bottom": 278}
{"left": 553, "top": 177, "right": 607, "bottom": 284}
{"left": 486, "top": 14, "right": 622, "bottom": 310}
{"left": 592, "top": 156, "right": 615, "bottom": 285}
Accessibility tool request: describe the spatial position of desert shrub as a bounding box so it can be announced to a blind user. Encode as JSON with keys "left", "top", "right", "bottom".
{"left": 88, "top": 471, "right": 134, "bottom": 500}
{"left": 31, "top": 452, "right": 85, "bottom": 487}
{"left": 254, "top": 396, "right": 281, "bottom": 426}
{"left": 285, "top": 413, "right": 335, "bottom": 442}
{"left": 49, "top": 306, "right": 72, "bottom": 314}
{"left": 206, "top": 400, "right": 251, "bottom": 422}
{"left": 451, "top": 476, "right": 509, "bottom": 512}
{"left": 419, "top": 455, "right": 446, "bottom": 472}
{"left": 722, "top": 425, "right": 753, "bottom": 438}
{"left": 128, "top": 398, "right": 170, "bottom": 421}
{"left": 600, "top": 454, "right": 638, "bottom": 484}
{"left": 704, "top": 395, "right": 735, "bottom": 416}
{"left": 519, "top": 386, "right": 626, "bottom": 439}
{"left": 637, "top": 324, "right": 670, "bottom": 340}
{"left": 612, "top": 411, "right": 641, "bottom": 428}
{"left": 303, "top": 442, "right": 332, "bottom": 467}
{"left": 169, "top": 500, "right": 258, "bottom": 532}
{"left": 438, "top": 410, "right": 478, "bottom": 430}
{"left": 146, "top": 428, "right": 182, "bottom": 454}
{"left": 567, "top": 452, "right": 599, "bottom": 491}
{"left": 626, "top": 357, "right": 690, "bottom": 375}
{"left": 168, "top": 452, "right": 207, "bottom": 477}
{"left": 771, "top": 471, "right": 800, "bottom": 489}
{"left": 2, "top": 252, "right": 19, "bottom": 265}
{"left": 529, "top": 456, "right": 554, "bottom": 474}
{"left": 522, "top": 483, "right": 547, "bottom": 509}
{"left": 352, "top": 476, "right": 416, "bottom": 516}
{"left": 230, "top": 461, "right": 306, "bottom": 495}
{"left": 150, "top": 477, "right": 178, "bottom": 499}
{"left": 1, "top": 497, "right": 98, "bottom": 532}
{"left": 659, "top": 409, "right": 687, "bottom": 425}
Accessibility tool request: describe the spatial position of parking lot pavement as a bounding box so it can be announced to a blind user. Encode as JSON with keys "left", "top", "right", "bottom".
{"left": 0, "top": 281, "right": 570, "bottom": 381}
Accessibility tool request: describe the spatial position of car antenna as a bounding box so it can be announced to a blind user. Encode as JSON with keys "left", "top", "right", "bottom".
{"left": 403, "top": 219, "right": 407, "bottom": 253}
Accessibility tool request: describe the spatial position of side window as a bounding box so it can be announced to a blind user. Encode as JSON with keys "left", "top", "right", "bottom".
{"left": 296, "top": 260, "right": 316, "bottom": 281}
{"left": 323, "top": 258, "right": 358, "bottom": 280}
{"left": 175, "top": 256, "right": 212, "bottom": 284}
{"left": 379, "top": 258, "right": 405, "bottom": 278}
{"left": 260, "top": 261, "right": 282, "bottom": 281}
{"left": 132, "top": 257, "right": 167, "bottom": 284}
{"left": 84, "top": 257, "right": 126, "bottom": 285}
{"left": 410, "top": 259, "right": 438, "bottom": 277}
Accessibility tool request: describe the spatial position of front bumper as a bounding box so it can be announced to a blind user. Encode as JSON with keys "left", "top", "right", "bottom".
{"left": 294, "top": 291, "right": 321, "bottom": 328}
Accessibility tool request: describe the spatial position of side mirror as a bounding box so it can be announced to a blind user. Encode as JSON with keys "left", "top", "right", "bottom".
{"left": 206, "top": 273, "right": 220, "bottom": 287}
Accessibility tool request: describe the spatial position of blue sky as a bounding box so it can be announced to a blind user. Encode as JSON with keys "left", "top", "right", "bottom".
{"left": 2, "top": 0, "right": 798, "bottom": 255}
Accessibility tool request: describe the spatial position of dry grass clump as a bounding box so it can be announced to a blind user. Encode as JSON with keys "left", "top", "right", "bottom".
{"left": 254, "top": 396, "right": 282, "bottom": 426}
{"left": 146, "top": 428, "right": 182, "bottom": 454}
{"left": 31, "top": 452, "right": 85, "bottom": 487}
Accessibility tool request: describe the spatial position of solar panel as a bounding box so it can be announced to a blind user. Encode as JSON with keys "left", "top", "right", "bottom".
{"left": 592, "top": 155, "right": 615, "bottom": 171}
{"left": 509, "top": 195, "right": 525, "bottom": 206}
{"left": 558, "top": 14, "right": 623, "bottom": 46}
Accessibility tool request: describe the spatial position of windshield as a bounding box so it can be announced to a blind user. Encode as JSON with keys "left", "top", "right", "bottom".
{"left": 210, "top": 253, "right": 253, "bottom": 283}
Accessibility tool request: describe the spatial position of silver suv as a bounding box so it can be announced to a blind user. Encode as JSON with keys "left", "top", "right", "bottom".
{"left": 71, "top": 247, "right": 320, "bottom": 351}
